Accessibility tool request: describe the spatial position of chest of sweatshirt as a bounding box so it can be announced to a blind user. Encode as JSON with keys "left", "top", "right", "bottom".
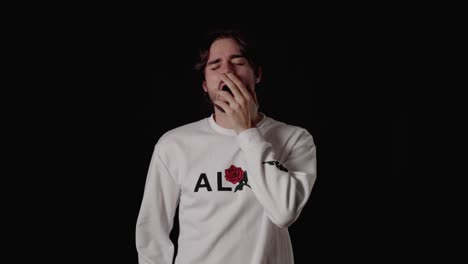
{"left": 156, "top": 128, "right": 291, "bottom": 195}
{"left": 155, "top": 126, "right": 295, "bottom": 237}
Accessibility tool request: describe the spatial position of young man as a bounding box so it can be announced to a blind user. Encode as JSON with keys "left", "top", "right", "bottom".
{"left": 136, "top": 29, "right": 317, "bottom": 264}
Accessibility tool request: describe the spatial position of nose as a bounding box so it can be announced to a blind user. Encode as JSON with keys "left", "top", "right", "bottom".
{"left": 220, "top": 61, "right": 235, "bottom": 74}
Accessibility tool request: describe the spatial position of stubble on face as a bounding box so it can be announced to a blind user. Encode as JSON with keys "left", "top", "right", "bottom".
{"left": 203, "top": 38, "right": 257, "bottom": 109}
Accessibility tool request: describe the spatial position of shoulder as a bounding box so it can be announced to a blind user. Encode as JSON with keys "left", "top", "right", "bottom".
{"left": 154, "top": 117, "right": 209, "bottom": 152}
{"left": 263, "top": 115, "right": 314, "bottom": 143}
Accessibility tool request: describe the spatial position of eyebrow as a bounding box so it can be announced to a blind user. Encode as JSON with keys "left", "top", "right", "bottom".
{"left": 207, "top": 54, "right": 245, "bottom": 66}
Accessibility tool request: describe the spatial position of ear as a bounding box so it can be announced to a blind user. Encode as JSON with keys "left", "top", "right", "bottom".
{"left": 255, "top": 66, "right": 262, "bottom": 84}
{"left": 202, "top": 80, "right": 207, "bottom": 92}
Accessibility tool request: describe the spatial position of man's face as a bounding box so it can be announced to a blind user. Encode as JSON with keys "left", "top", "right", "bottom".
{"left": 202, "top": 38, "right": 259, "bottom": 105}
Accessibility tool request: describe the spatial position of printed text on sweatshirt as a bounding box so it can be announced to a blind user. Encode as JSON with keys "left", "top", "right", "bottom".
{"left": 136, "top": 113, "right": 317, "bottom": 264}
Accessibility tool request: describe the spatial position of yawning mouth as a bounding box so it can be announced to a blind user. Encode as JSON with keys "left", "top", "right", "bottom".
{"left": 218, "top": 82, "right": 226, "bottom": 90}
{"left": 222, "top": 85, "right": 234, "bottom": 96}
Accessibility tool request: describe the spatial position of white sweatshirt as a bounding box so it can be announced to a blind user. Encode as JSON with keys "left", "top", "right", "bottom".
{"left": 136, "top": 113, "right": 317, "bottom": 264}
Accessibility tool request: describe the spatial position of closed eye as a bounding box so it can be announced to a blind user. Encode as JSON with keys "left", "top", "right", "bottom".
{"left": 232, "top": 58, "right": 247, "bottom": 65}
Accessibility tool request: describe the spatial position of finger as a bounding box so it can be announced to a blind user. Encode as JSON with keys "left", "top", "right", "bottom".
{"left": 213, "top": 100, "right": 232, "bottom": 114}
{"left": 214, "top": 104, "right": 225, "bottom": 113}
{"left": 219, "top": 74, "right": 244, "bottom": 102}
{"left": 226, "top": 72, "right": 258, "bottom": 107}
{"left": 217, "top": 90, "right": 237, "bottom": 106}
{"left": 225, "top": 72, "right": 253, "bottom": 102}
{"left": 217, "top": 90, "right": 235, "bottom": 103}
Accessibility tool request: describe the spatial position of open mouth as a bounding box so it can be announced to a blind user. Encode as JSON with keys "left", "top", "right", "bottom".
{"left": 221, "top": 85, "right": 233, "bottom": 96}
{"left": 218, "top": 82, "right": 226, "bottom": 90}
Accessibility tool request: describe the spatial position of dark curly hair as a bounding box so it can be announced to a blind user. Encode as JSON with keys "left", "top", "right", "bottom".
{"left": 194, "top": 29, "right": 261, "bottom": 78}
{"left": 194, "top": 28, "right": 262, "bottom": 114}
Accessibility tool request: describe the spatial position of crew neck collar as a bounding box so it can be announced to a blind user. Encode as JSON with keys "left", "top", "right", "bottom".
{"left": 208, "top": 112, "right": 267, "bottom": 136}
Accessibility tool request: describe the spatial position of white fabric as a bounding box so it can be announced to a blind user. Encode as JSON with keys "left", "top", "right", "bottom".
{"left": 136, "top": 113, "right": 317, "bottom": 264}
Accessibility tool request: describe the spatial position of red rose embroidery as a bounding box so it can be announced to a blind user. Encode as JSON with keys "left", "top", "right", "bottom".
{"left": 225, "top": 164, "right": 251, "bottom": 192}
{"left": 225, "top": 165, "right": 244, "bottom": 184}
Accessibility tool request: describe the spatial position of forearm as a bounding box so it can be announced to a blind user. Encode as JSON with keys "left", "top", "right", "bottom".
{"left": 237, "top": 128, "right": 317, "bottom": 228}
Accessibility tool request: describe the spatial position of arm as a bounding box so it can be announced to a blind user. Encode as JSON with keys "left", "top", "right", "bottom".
{"left": 237, "top": 128, "right": 317, "bottom": 228}
{"left": 136, "top": 148, "right": 180, "bottom": 264}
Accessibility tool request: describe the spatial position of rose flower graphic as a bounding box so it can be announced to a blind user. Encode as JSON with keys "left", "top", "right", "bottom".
{"left": 224, "top": 164, "right": 251, "bottom": 192}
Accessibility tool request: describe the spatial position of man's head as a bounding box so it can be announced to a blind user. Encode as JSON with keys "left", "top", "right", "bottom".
{"left": 195, "top": 29, "right": 262, "bottom": 112}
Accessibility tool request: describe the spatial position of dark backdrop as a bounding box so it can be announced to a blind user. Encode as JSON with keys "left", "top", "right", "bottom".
{"left": 30, "top": 19, "right": 409, "bottom": 263}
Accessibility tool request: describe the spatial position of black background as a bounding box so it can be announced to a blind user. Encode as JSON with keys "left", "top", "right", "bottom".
{"left": 17, "top": 13, "right": 410, "bottom": 263}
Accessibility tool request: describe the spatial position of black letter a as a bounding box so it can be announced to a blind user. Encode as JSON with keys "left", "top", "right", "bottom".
{"left": 194, "top": 173, "right": 212, "bottom": 192}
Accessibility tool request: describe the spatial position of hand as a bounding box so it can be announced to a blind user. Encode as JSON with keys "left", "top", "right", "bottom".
{"left": 214, "top": 72, "right": 259, "bottom": 134}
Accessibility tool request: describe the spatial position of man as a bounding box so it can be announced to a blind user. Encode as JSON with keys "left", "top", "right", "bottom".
{"left": 136, "top": 29, "right": 317, "bottom": 264}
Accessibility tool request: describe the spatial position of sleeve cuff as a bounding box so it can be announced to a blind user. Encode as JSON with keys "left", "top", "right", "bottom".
{"left": 237, "top": 127, "right": 266, "bottom": 149}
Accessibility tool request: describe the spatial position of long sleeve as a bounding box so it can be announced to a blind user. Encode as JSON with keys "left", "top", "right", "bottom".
{"left": 237, "top": 127, "right": 317, "bottom": 229}
{"left": 136, "top": 148, "right": 181, "bottom": 264}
